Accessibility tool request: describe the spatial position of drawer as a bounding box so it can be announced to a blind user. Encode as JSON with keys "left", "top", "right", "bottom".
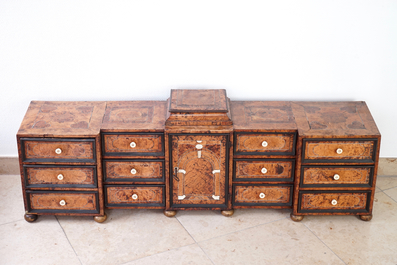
{"left": 26, "top": 191, "right": 99, "bottom": 214}
{"left": 105, "top": 185, "right": 165, "bottom": 207}
{"left": 102, "top": 133, "right": 164, "bottom": 156}
{"left": 300, "top": 166, "right": 373, "bottom": 188}
{"left": 103, "top": 160, "right": 164, "bottom": 182}
{"left": 21, "top": 138, "right": 95, "bottom": 163}
{"left": 298, "top": 191, "right": 371, "bottom": 213}
{"left": 303, "top": 139, "right": 377, "bottom": 163}
{"left": 235, "top": 133, "right": 296, "bottom": 155}
{"left": 234, "top": 159, "right": 294, "bottom": 182}
{"left": 24, "top": 165, "right": 97, "bottom": 188}
{"left": 233, "top": 184, "right": 292, "bottom": 206}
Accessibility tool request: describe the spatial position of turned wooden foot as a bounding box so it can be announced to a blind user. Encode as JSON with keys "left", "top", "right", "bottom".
{"left": 93, "top": 213, "right": 107, "bottom": 223}
{"left": 24, "top": 213, "right": 38, "bottom": 223}
{"left": 164, "top": 210, "right": 177, "bottom": 217}
{"left": 359, "top": 214, "right": 372, "bottom": 221}
{"left": 290, "top": 213, "right": 304, "bottom": 222}
{"left": 221, "top": 209, "right": 234, "bottom": 217}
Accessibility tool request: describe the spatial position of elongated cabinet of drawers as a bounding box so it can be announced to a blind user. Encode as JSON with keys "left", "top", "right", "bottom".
{"left": 17, "top": 89, "right": 380, "bottom": 222}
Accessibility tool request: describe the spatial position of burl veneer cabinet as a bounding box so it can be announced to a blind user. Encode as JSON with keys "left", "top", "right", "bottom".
{"left": 17, "top": 89, "right": 380, "bottom": 223}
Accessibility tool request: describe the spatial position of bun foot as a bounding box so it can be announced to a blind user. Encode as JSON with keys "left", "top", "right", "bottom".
{"left": 290, "top": 213, "right": 304, "bottom": 222}
{"left": 221, "top": 209, "right": 234, "bottom": 217}
{"left": 24, "top": 213, "right": 38, "bottom": 223}
{"left": 359, "top": 214, "right": 372, "bottom": 221}
{"left": 164, "top": 210, "right": 177, "bottom": 217}
{"left": 93, "top": 213, "right": 107, "bottom": 223}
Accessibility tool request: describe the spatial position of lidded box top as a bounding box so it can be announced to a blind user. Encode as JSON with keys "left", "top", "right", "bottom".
{"left": 169, "top": 89, "right": 228, "bottom": 113}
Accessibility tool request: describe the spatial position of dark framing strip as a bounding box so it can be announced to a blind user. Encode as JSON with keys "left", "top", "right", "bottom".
{"left": 169, "top": 133, "right": 229, "bottom": 210}
{"left": 104, "top": 184, "right": 165, "bottom": 208}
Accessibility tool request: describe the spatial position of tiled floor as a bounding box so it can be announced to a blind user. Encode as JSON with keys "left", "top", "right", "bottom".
{"left": 1, "top": 175, "right": 397, "bottom": 265}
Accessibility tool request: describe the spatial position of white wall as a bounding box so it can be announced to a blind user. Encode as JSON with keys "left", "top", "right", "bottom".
{"left": 1, "top": 0, "right": 396, "bottom": 157}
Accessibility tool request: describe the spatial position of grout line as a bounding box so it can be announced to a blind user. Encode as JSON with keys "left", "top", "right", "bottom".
{"left": 0, "top": 218, "right": 25, "bottom": 226}
{"left": 379, "top": 185, "right": 397, "bottom": 192}
{"left": 55, "top": 216, "right": 83, "bottom": 265}
{"left": 381, "top": 191, "right": 397, "bottom": 204}
{"left": 302, "top": 222, "right": 347, "bottom": 265}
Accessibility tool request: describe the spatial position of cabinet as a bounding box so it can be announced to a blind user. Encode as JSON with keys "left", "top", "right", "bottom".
{"left": 17, "top": 90, "right": 380, "bottom": 223}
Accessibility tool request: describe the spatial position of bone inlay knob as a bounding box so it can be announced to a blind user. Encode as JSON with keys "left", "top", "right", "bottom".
{"left": 132, "top": 194, "right": 138, "bottom": 200}
{"left": 331, "top": 199, "right": 338, "bottom": 206}
{"left": 262, "top": 141, "right": 268, "bottom": 147}
{"left": 59, "top": 200, "right": 66, "bottom": 206}
{"left": 336, "top": 148, "right": 343, "bottom": 154}
{"left": 57, "top": 174, "right": 64, "bottom": 180}
{"left": 261, "top": 168, "right": 268, "bottom": 174}
{"left": 55, "top": 148, "right": 62, "bottom": 154}
{"left": 130, "top": 142, "right": 136, "bottom": 148}
{"left": 259, "top": 193, "right": 266, "bottom": 199}
{"left": 131, "top": 169, "right": 137, "bottom": 175}
{"left": 333, "top": 174, "right": 340, "bottom": 180}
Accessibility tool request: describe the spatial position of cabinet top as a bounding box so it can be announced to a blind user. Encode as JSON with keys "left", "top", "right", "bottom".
{"left": 169, "top": 89, "right": 228, "bottom": 113}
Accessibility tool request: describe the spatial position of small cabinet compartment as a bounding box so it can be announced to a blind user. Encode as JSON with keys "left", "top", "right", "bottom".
{"left": 103, "top": 160, "right": 164, "bottom": 182}
{"left": 234, "top": 159, "right": 294, "bottom": 182}
{"left": 233, "top": 184, "right": 292, "bottom": 206}
{"left": 235, "top": 133, "right": 296, "bottom": 155}
{"left": 105, "top": 185, "right": 165, "bottom": 207}
{"left": 102, "top": 133, "right": 164, "bottom": 156}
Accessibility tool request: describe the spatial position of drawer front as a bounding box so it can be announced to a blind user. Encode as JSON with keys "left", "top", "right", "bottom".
{"left": 301, "top": 166, "right": 373, "bottom": 188}
{"left": 104, "top": 160, "right": 164, "bottom": 182}
{"left": 234, "top": 159, "right": 294, "bottom": 182}
{"left": 22, "top": 138, "right": 95, "bottom": 163}
{"left": 27, "top": 191, "right": 99, "bottom": 213}
{"left": 235, "top": 133, "right": 295, "bottom": 155}
{"left": 24, "top": 165, "right": 97, "bottom": 188}
{"left": 233, "top": 185, "right": 292, "bottom": 206}
{"left": 105, "top": 185, "right": 165, "bottom": 207}
{"left": 303, "top": 139, "right": 376, "bottom": 163}
{"left": 103, "top": 133, "right": 164, "bottom": 156}
{"left": 299, "top": 191, "right": 370, "bottom": 213}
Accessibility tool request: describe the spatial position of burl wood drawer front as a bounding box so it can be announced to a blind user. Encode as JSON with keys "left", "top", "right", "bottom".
{"left": 24, "top": 165, "right": 97, "bottom": 188}
{"left": 298, "top": 191, "right": 370, "bottom": 213}
{"left": 235, "top": 133, "right": 296, "bottom": 155}
{"left": 102, "top": 133, "right": 164, "bottom": 156}
{"left": 301, "top": 166, "right": 373, "bottom": 188}
{"left": 26, "top": 191, "right": 99, "bottom": 214}
{"left": 22, "top": 138, "right": 95, "bottom": 163}
{"left": 105, "top": 185, "right": 165, "bottom": 207}
{"left": 104, "top": 160, "right": 164, "bottom": 182}
{"left": 234, "top": 159, "right": 294, "bottom": 182}
{"left": 303, "top": 139, "right": 377, "bottom": 163}
{"left": 233, "top": 185, "right": 292, "bottom": 206}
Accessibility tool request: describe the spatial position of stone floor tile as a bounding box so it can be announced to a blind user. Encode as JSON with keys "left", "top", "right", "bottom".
{"left": 0, "top": 216, "right": 80, "bottom": 265}
{"left": 0, "top": 175, "right": 26, "bottom": 225}
{"left": 303, "top": 192, "right": 397, "bottom": 265}
{"left": 57, "top": 209, "right": 195, "bottom": 265}
{"left": 383, "top": 186, "right": 397, "bottom": 202}
{"left": 123, "top": 244, "right": 213, "bottom": 265}
{"left": 175, "top": 208, "right": 290, "bottom": 242}
{"left": 376, "top": 175, "right": 397, "bottom": 191}
{"left": 198, "top": 218, "right": 344, "bottom": 265}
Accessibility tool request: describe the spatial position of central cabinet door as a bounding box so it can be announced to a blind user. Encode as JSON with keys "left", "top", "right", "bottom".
{"left": 170, "top": 134, "right": 229, "bottom": 208}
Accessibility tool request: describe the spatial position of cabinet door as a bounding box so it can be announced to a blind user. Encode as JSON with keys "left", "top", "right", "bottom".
{"left": 170, "top": 134, "right": 229, "bottom": 208}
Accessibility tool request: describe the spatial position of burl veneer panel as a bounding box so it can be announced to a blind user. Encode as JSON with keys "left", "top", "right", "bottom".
{"left": 103, "top": 134, "right": 163, "bottom": 155}
{"left": 17, "top": 101, "right": 106, "bottom": 137}
{"left": 105, "top": 186, "right": 164, "bottom": 206}
{"left": 234, "top": 160, "right": 294, "bottom": 182}
{"left": 101, "top": 101, "right": 167, "bottom": 132}
{"left": 299, "top": 192, "right": 369, "bottom": 212}
{"left": 28, "top": 192, "right": 98, "bottom": 211}
{"left": 169, "top": 89, "right": 228, "bottom": 113}
{"left": 235, "top": 133, "right": 295, "bottom": 155}
{"left": 104, "top": 160, "right": 164, "bottom": 182}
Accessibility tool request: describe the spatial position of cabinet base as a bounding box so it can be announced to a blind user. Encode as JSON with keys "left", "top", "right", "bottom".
{"left": 359, "top": 214, "right": 372, "bottom": 221}
{"left": 221, "top": 209, "right": 234, "bottom": 217}
{"left": 24, "top": 213, "right": 38, "bottom": 223}
{"left": 164, "top": 210, "right": 177, "bottom": 217}
{"left": 93, "top": 214, "right": 107, "bottom": 223}
{"left": 290, "top": 213, "right": 304, "bottom": 222}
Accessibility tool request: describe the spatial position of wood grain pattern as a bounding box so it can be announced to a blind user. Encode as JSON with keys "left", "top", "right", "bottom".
{"left": 300, "top": 192, "right": 368, "bottom": 211}
{"left": 103, "top": 134, "right": 163, "bottom": 154}
{"left": 23, "top": 139, "right": 94, "bottom": 161}
{"left": 170, "top": 134, "right": 228, "bottom": 206}
{"left": 169, "top": 89, "right": 228, "bottom": 113}
{"left": 28, "top": 192, "right": 97, "bottom": 210}
{"left": 25, "top": 166, "right": 96, "bottom": 187}
{"left": 235, "top": 133, "right": 294, "bottom": 154}
{"left": 104, "top": 160, "right": 163, "bottom": 181}
{"left": 234, "top": 185, "right": 291, "bottom": 204}
{"left": 304, "top": 140, "right": 375, "bottom": 161}
{"left": 234, "top": 160, "right": 293, "bottom": 181}
{"left": 301, "top": 166, "right": 371, "bottom": 186}
{"left": 106, "top": 186, "right": 164, "bottom": 205}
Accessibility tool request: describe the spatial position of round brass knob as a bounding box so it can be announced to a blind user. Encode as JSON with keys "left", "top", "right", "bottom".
{"left": 336, "top": 148, "right": 343, "bottom": 154}
{"left": 55, "top": 148, "right": 62, "bottom": 154}
{"left": 331, "top": 199, "right": 338, "bottom": 206}
{"left": 259, "top": 193, "right": 266, "bottom": 199}
{"left": 132, "top": 194, "right": 138, "bottom": 200}
{"left": 261, "top": 168, "right": 268, "bottom": 174}
{"left": 333, "top": 174, "right": 340, "bottom": 180}
{"left": 262, "top": 141, "right": 268, "bottom": 147}
{"left": 57, "top": 174, "right": 64, "bottom": 180}
{"left": 131, "top": 169, "right": 137, "bottom": 175}
{"left": 130, "top": 142, "right": 136, "bottom": 148}
{"left": 59, "top": 200, "right": 66, "bottom": 206}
